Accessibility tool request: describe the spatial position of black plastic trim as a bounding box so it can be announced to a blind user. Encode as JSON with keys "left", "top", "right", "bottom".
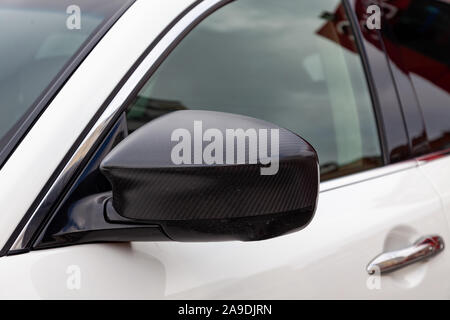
{"left": 346, "top": 0, "right": 410, "bottom": 164}
{"left": 32, "top": 194, "right": 171, "bottom": 250}
{"left": 375, "top": 3, "right": 432, "bottom": 157}
{"left": 342, "top": 0, "right": 389, "bottom": 165}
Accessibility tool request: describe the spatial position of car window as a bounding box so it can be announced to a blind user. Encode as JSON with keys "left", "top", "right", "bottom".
{"left": 380, "top": 0, "right": 450, "bottom": 153}
{"left": 126, "top": 0, "right": 382, "bottom": 181}
{"left": 0, "top": 0, "right": 132, "bottom": 161}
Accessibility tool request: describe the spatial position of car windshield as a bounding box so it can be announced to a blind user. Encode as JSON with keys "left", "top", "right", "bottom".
{"left": 0, "top": 0, "right": 132, "bottom": 163}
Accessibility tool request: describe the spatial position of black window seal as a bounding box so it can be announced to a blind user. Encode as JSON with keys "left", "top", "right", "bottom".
{"left": 342, "top": 0, "right": 389, "bottom": 165}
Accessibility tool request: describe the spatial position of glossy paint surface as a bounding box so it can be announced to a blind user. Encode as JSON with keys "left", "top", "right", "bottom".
{"left": 1, "top": 163, "right": 450, "bottom": 299}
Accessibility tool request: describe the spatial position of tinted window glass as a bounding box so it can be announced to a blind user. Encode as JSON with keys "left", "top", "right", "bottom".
{"left": 127, "top": 0, "right": 382, "bottom": 181}
{"left": 0, "top": 0, "right": 130, "bottom": 155}
{"left": 381, "top": 0, "right": 450, "bottom": 152}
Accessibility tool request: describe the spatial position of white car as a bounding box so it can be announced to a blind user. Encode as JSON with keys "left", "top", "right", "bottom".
{"left": 0, "top": 0, "right": 449, "bottom": 299}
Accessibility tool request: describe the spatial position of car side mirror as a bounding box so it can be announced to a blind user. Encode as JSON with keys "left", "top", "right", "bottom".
{"left": 100, "top": 110, "right": 319, "bottom": 241}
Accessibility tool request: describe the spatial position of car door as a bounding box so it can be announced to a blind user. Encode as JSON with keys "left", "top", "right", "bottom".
{"left": 113, "top": 0, "right": 450, "bottom": 299}
{"left": 1, "top": 0, "right": 450, "bottom": 299}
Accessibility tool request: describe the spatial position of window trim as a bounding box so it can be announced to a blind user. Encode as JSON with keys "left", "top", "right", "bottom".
{"left": 3, "top": 0, "right": 393, "bottom": 255}
{"left": 342, "top": 0, "right": 388, "bottom": 165}
{"left": 345, "top": 0, "right": 413, "bottom": 165}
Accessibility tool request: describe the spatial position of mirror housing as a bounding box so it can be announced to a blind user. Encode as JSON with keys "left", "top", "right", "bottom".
{"left": 100, "top": 110, "right": 319, "bottom": 241}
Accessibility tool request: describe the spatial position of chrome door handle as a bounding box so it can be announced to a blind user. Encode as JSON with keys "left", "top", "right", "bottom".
{"left": 367, "top": 235, "right": 445, "bottom": 275}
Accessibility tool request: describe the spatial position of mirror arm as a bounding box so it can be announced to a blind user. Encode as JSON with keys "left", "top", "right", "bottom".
{"left": 33, "top": 193, "right": 171, "bottom": 250}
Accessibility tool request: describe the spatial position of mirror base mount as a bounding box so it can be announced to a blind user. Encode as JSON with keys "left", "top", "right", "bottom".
{"left": 33, "top": 190, "right": 315, "bottom": 250}
{"left": 33, "top": 193, "right": 171, "bottom": 250}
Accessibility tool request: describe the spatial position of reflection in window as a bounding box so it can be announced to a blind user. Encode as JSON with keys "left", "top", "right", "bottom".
{"left": 0, "top": 0, "right": 129, "bottom": 152}
{"left": 380, "top": 0, "right": 450, "bottom": 152}
{"left": 127, "top": 0, "right": 383, "bottom": 181}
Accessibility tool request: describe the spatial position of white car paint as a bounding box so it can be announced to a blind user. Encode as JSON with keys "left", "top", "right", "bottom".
{"left": 420, "top": 156, "right": 450, "bottom": 236}
{"left": 0, "top": 0, "right": 449, "bottom": 299}
{"left": 1, "top": 160, "right": 450, "bottom": 299}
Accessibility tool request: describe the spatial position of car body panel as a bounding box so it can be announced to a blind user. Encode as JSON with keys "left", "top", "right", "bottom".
{"left": 420, "top": 156, "right": 450, "bottom": 234}
{"left": 1, "top": 162, "right": 450, "bottom": 299}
